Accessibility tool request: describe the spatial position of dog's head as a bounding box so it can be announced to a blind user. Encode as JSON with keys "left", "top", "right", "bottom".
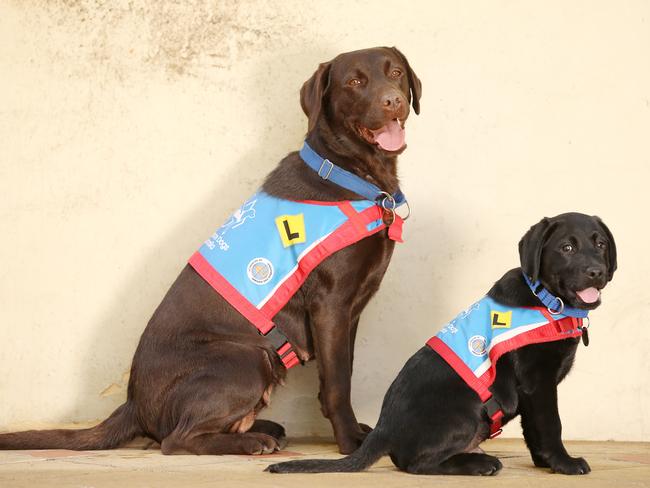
{"left": 519, "top": 213, "right": 617, "bottom": 310}
{"left": 300, "top": 47, "right": 422, "bottom": 154}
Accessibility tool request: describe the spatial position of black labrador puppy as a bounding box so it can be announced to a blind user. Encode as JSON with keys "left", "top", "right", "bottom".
{"left": 268, "top": 212, "right": 617, "bottom": 475}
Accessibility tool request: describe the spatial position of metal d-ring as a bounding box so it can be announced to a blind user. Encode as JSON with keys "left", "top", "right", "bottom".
{"left": 547, "top": 296, "right": 565, "bottom": 315}
{"left": 377, "top": 191, "right": 397, "bottom": 211}
{"left": 398, "top": 199, "right": 411, "bottom": 221}
{"left": 581, "top": 316, "right": 590, "bottom": 329}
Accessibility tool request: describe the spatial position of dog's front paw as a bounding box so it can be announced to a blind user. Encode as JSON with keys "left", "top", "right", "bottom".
{"left": 358, "top": 423, "right": 373, "bottom": 434}
{"left": 549, "top": 455, "right": 591, "bottom": 475}
{"left": 531, "top": 453, "right": 550, "bottom": 467}
{"left": 337, "top": 424, "right": 372, "bottom": 454}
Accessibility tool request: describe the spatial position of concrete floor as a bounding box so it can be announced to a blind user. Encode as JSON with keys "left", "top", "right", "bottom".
{"left": 0, "top": 438, "right": 648, "bottom": 488}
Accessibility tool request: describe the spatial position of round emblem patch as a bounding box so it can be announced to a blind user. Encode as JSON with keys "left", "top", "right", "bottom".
{"left": 468, "top": 335, "right": 487, "bottom": 357}
{"left": 247, "top": 257, "right": 274, "bottom": 285}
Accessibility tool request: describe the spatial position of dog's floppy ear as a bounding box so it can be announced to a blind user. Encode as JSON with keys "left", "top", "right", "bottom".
{"left": 593, "top": 216, "right": 617, "bottom": 281}
{"left": 519, "top": 217, "right": 558, "bottom": 282}
{"left": 391, "top": 47, "right": 422, "bottom": 115}
{"left": 300, "top": 61, "right": 332, "bottom": 133}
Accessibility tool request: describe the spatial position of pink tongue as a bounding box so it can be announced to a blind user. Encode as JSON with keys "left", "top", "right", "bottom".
{"left": 371, "top": 120, "right": 405, "bottom": 151}
{"left": 576, "top": 287, "right": 600, "bottom": 303}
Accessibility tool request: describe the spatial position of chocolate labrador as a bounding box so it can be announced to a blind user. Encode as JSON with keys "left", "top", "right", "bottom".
{"left": 0, "top": 47, "right": 422, "bottom": 455}
{"left": 268, "top": 212, "right": 617, "bottom": 475}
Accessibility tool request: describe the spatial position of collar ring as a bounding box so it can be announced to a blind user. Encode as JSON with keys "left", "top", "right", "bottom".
{"left": 377, "top": 191, "right": 396, "bottom": 210}
{"left": 548, "top": 297, "right": 565, "bottom": 315}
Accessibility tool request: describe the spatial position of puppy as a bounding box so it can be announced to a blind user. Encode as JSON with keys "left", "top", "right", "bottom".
{"left": 268, "top": 212, "right": 617, "bottom": 474}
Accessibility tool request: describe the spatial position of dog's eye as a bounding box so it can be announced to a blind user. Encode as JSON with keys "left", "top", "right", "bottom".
{"left": 561, "top": 244, "right": 574, "bottom": 253}
{"left": 348, "top": 78, "right": 362, "bottom": 87}
{"left": 390, "top": 69, "right": 402, "bottom": 78}
{"left": 596, "top": 241, "right": 607, "bottom": 250}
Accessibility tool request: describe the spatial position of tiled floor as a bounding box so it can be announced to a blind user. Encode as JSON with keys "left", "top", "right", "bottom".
{"left": 0, "top": 438, "right": 648, "bottom": 488}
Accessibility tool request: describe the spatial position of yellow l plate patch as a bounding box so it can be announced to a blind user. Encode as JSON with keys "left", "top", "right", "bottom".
{"left": 491, "top": 310, "right": 512, "bottom": 329}
{"left": 275, "top": 214, "right": 306, "bottom": 248}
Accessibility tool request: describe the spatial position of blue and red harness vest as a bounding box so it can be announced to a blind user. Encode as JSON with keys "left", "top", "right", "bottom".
{"left": 189, "top": 191, "right": 405, "bottom": 369}
{"left": 426, "top": 296, "right": 586, "bottom": 437}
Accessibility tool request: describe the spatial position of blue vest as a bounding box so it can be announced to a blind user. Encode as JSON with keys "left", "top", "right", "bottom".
{"left": 427, "top": 296, "right": 585, "bottom": 436}
{"left": 189, "top": 191, "right": 404, "bottom": 368}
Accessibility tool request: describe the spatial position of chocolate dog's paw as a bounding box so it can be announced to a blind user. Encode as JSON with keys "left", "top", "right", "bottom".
{"left": 358, "top": 423, "right": 373, "bottom": 434}
{"left": 337, "top": 425, "right": 371, "bottom": 454}
{"left": 243, "top": 433, "right": 281, "bottom": 455}
{"left": 550, "top": 456, "right": 591, "bottom": 475}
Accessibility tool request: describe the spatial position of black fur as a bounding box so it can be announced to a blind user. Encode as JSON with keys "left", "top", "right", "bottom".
{"left": 267, "top": 212, "right": 617, "bottom": 475}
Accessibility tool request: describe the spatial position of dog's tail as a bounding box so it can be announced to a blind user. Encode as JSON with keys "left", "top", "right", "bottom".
{"left": 0, "top": 402, "right": 141, "bottom": 450}
{"left": 266, "top": 428, "right": 389, "bottom": 473}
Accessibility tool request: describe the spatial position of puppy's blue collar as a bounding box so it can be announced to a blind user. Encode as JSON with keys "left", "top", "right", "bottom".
{"left": 522, "top": 272, "right": 589, "bottom": 319}
{"left": 299, "top": 141, "right": 408, "bottom": 213}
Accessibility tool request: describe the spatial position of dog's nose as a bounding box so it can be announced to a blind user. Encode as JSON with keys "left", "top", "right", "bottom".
{"left": 586, "top": 266, "right": 605, "bottom": 279}
{"left": 381, "top": 93, "right": 404, "bottom": 110}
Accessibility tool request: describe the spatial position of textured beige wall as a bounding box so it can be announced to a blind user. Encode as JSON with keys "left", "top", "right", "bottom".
{"left": 1, "top": 1, "right": 649, "bottom": 442}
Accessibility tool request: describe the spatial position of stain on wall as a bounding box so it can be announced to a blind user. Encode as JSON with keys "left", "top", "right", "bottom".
{"left": 17, "top": 0, "right": 313, "bottom": 76}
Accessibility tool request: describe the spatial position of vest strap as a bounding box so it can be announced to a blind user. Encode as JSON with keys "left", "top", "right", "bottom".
{"left": 264, "top": 326, "right": 300, "bottom": 369}
{"left": 484, "top": 396, "right": 504, "bottom": 438}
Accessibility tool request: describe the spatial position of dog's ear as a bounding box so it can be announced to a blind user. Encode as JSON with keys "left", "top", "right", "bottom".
{"left": 519, "top": 217, "right": 558, "bottom": 282}
{"left": 391, "top": 47, "right": 422, "bottom": 115}
{"left": 300, "top": 61, "right": 332, "bottom": 133}
{"left": 593, "top": 216, "right": 617, "bottom": 281}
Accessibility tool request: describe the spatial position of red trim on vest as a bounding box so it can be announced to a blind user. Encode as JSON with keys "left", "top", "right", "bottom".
{"left": 427, "top": 312, "right": 583, "bottom": 437}
{"left": 258, "top": 205, "right": 386, "bottom": 319}
{"left": 190, "top": 201, "right": 393, "bottom": 370}
{"left": 426, "top": 337, "right": 492, "bottom": 402}
{"left": 388, "top": 216, "right": 404, "bottom": 242}
{"left": 189, "top": 252, "right": 275, "bottom": 334}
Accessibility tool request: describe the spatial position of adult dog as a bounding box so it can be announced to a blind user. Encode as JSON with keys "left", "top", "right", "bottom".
{"left": 268, "top": 212, "right": 617, "bottom": 474}
{"left": 0, "top": 47, "right": 421, "bottom": 455}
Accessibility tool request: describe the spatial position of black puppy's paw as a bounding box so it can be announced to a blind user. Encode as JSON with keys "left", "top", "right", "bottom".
{"left": 550, "top": 455, "right": 591, "bottom": 475}
{"left": 531, "top": 454, "right": 551, "bottom": 468}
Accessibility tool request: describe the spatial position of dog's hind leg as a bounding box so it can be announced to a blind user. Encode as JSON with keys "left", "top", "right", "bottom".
{"left": 162, "top": 430, "right": 281, "bottom": 455}
{"left": 161, "top": 408, "right": 283, "bottom": 455}
{"left": 406, "top": 452, "right": 502, "bottom": 476}
{"left": 158, "top": 347, "right": 282, "bottom": 455}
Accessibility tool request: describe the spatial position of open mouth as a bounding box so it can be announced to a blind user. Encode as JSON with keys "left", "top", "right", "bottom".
{"left": 357, "top": 118, "right": 406, "bottom": 152}
{"left": 574, "top": 287, "right": 601, "bottom": 305}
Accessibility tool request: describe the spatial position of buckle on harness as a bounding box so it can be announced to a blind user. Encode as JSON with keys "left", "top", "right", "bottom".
{"left": 484, "top": 396, "right": 504, "bottom": 439}
{"left": 318, "top": 159, "right": 334, "bottom": 180}
{"left": 263, "top": 327, "right": 300, "bottom": 369}
{"left": 484, "top": 396, "right": 501, "bottom": 418}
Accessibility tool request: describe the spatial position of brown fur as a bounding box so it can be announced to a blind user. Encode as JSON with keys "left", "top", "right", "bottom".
{"left": 0, "top": 47, "right": 421, "bottom": 455}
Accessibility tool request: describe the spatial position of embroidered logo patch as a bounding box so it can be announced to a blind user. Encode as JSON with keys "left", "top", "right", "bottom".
{"left": 247, "top": 257, "right": 274, "bottom": 285}
{"left": 275, "top": 213, "right": 306, "bottom": 248}
{"left": 468, "top": 335, "right": 488, "bottom": 357}
{"left": 221, "top": 199, "right": 257, "bottom": 235}
{"left": 491, "top": 310, "right": 512, "bottom": 329}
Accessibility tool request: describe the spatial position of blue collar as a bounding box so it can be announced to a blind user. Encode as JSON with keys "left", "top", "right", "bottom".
{"left": 522, "top": 272, "right": 589, "bottom": 319}
{"left": 299, "top": 141, "right": 408, "bottom": 213}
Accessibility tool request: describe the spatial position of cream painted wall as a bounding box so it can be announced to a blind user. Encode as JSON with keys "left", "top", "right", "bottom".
{"left": 1, "top": 1, "right": 649, "bottom": 442}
